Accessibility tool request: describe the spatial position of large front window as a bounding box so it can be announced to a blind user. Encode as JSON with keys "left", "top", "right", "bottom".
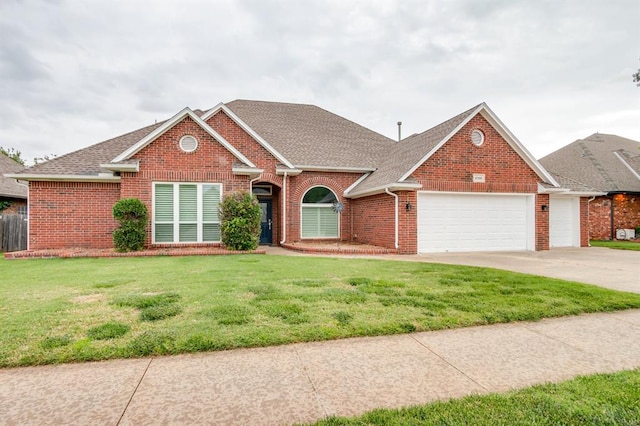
{"left": 301, "top": 186, "right": 339, "bottom": 238}
{"left": 153, "top": 183, "right": 222, "bottom": 243}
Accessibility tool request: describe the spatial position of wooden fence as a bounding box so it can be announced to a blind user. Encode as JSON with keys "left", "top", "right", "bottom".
{"left": 0, "top": 214, "right": 28, "bottom": 252}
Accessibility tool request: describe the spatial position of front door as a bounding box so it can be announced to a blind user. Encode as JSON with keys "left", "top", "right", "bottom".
{"left": 259, "top": 199, "right": 273, "bottom": 244}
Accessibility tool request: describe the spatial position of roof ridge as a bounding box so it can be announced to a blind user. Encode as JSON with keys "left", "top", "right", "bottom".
{"left": 578, "top": 141, "right": 618, "bottom": 190}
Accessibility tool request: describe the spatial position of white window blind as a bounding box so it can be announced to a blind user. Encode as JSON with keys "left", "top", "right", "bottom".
{"left": 153, "top": 183, "right": 222, "bottom": 244}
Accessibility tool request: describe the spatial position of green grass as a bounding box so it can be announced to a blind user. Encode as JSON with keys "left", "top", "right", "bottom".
{"left": 1, "top": 255, "right": 640, "bottom": 368}
{"left": 308, "top": 369, "right": 640, "bottom": 425}
{"left": 591, "top": 239, "right": 640, "bottom": 251}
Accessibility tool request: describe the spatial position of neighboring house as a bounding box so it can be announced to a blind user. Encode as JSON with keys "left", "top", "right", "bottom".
{"left": 0, "top": 154, "right": 28, "bottom": 215}
{"left": 539, "top": 133, "right": 640, "bottom": 241}
{"left": 8, "top": 100, "right": 573, "bottom": 253}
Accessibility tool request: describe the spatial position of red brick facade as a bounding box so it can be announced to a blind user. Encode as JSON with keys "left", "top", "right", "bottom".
{"left": 29, "top": 181, "right": 120, "bottom": 249}
{"left": 588, "top": 194, "right": 640, "bottom": 240}
{"left": 26, "top": 110, "right": 559, "bottom": 252}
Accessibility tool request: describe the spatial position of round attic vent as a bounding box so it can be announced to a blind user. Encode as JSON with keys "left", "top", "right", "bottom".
{"left": 179, "top": 135, "right": 198, "bottom": 153}
{"left": 471, "top": 129, "right": 485, "bottom": 146}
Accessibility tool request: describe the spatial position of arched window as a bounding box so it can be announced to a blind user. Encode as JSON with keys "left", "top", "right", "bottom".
{"left": 301, "top": 186, "right": 339, "bottom": 238}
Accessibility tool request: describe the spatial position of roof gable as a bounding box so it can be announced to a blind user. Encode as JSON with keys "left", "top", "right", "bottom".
{"left": 111, "top": 107, "right": 256, "bottom": 168}
{"left": 348, "top": 103, "right": 558, "bottom": 197}
{"left": 539, "top": 133, "right": 640, "bottom": 192}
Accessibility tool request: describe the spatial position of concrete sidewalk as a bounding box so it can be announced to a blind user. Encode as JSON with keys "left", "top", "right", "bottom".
{"left": 2, "top": 309, "right": 639, "bottom": 425}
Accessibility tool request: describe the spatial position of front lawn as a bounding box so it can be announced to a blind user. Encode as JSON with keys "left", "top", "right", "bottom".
{"left": 1, "top": 255, "right": 640, "bottom": 368}
{"left": 309, "top": 369, "right": 640, "bottom": 425}
{"left": 591, "top": 239, "right": 640, "bottom": 251}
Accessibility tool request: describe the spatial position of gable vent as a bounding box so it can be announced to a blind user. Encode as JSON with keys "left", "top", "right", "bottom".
{"left": 179, "top": 135, "right": 198, "bottom": 153}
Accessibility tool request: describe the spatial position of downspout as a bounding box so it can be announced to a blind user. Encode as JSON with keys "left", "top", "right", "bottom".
{"left": 280, "top": 172, "right": 288, "bottom": 245}
{"left": 249, "top": 175, "right": 261, "bottom": 192}
{"left": 385, "top": 188, "right": 399, "bottom": 250}
{"left": 610, "top": 194, "right": 614, "bottom": 240}
{"left": 587, "top": 196, "right": 595, "bottom": 247}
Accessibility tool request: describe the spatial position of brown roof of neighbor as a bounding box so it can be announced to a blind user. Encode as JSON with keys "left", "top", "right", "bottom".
{"left": 350, "top": 104, "right": 479, "bottom": 194}
{"left": 0, "top": 154, "right": 28, "bottom": 198}
{"left": 225, "top": 100, "right": 395, "bottom": 169}
{"left": 539, "top": 133, "right": 640, "bottom": 193}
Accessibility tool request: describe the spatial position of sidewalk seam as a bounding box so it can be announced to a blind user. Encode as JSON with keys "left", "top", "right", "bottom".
{"left": 408, "top": 335, "right": 491, "bottom": 393}
{"left": 116, "top": 358, "right": 153, "bottom": 426}
{"left": 293, "top": 346, "right": 330, "bottom": 418}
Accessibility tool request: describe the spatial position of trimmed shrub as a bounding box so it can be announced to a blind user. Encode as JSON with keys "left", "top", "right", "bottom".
{"left": 112, "top": 198, "right": 148, "bottom": 252}
{"left": 219, "top": 191, "right": 262, "bottom": 251}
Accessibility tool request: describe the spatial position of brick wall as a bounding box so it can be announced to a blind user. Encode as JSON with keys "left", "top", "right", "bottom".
{"left": 589, "top": 194, "right": 640, "bottom": 240}
{"left": 579, "top": 197, "right": 589, "bottom": 246}
{"left": 28, "top": 181, "right": 120, "bottom": 249}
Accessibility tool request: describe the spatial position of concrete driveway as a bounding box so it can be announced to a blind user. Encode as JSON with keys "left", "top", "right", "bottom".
{"left": 410, "top": 247, "right": 640, "bottom": 294}
{"left": 268, "top": 246, "right": 639, "bottom": 294}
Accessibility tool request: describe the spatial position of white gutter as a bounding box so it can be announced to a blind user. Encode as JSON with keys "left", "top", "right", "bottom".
{"left": 4, "top": 174, "right": 121, "bottom": 183}
{"left": 385, "top": 188, "right": 399, "bottom": 249}
{"left": 294, "top": 165, "right": 376, "bottom": 173}
{"left": 280, "top": 172, "right": 288, "bottom": 244}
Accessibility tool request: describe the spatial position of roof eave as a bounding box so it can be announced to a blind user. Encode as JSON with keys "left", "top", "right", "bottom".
{"left": 276, "top": 168, "right": 303, "bottom": 176}
{"left": 4, "top": 173, "right": 121, "bottom": 183}
{"left": 346, "top": 182, "right": 422, "bottom": 199}
{"left": 99, "top": 162, "right": 140, "bottom": 172}
{"left": 232, "top": 167, "right": 264, "bottom": 178}
{"left": 295, "top": 165, "right": 376, "bottom": 173}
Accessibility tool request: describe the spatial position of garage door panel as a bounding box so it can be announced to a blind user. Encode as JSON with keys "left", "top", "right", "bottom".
{"left": 549, "top": 197, "right": 579, "bottom": 247}
{"left": 418, "top": 193, "right": 533, "bottom": 253}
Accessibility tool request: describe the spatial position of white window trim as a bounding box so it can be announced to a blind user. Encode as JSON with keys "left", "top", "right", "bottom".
{"left": 152, "top": 182, "right": 223, "bottom": 244}
{"left": 300, "top": 186, "right": 340, "bottom": 239}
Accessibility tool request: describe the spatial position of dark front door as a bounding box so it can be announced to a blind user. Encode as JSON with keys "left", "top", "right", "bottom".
{"left": 259, "top": 199, "right": 273, "bottom": 244}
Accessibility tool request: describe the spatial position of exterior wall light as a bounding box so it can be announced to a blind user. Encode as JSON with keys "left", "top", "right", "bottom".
{"left": 406, "top": 202, "right": 412, "bottom": 211}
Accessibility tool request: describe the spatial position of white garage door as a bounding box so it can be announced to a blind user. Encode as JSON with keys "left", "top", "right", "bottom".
{"left": 418, "top": 192, "right": 534, "bottom": 253}
{"left": 549, "top": 196, "right": 580, "bottom": 247}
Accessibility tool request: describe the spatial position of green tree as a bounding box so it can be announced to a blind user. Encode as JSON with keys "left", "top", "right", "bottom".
{"left": 0, "top": 147, "right": 25, "bottom": 166}
{"left": 633, "top": 59, "right": 640, "bottom": 87}
{"left": 219, "top": 191, "right": 262, "bottom": 251}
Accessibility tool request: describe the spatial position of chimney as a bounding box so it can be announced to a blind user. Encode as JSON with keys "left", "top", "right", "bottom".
{"left": 397, "top": 121, "right": 402, "bottom": 142}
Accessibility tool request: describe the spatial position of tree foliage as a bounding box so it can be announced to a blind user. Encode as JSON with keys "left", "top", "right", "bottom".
{"left": 219, "top": 191, "right": 262, "bottom": 251}
{"left": 0, "top": 147, "right": 25, "bottom": 166}
{"left": 112, "top": 198, "right": 148, "bottom": 252}
{"left": 633, "top": 59, "right": 640, "bottom": 87}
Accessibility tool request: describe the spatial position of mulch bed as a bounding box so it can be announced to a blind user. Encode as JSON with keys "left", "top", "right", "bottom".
{"left": 4, "top": 247, "right": 266, "bottom": 260}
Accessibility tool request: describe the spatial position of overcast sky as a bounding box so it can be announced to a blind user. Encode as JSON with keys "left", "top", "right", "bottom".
{"left": 1, "top": 0, "right": 638, "bottom": 165}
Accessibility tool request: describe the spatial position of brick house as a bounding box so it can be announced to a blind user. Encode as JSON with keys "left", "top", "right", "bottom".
{"left": 0, "top": 154, "right": 28, "bottom": 216}
{"left": 539, "top": 133, "right": 640, "bottom": 241}
{"left": 7, "top": 100, "right": 572, "bottom": 253}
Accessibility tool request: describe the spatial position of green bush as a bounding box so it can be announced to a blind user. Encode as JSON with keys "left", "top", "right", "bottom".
{"left": 112, "top": 198, "right": 148, "bottom": 252}
{"left": 219, "top": 191, "right": 261, "bottom": 250}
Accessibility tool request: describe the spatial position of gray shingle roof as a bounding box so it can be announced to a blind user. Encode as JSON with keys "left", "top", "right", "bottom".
{"left": 0, "top": 154, "right": 28, "bottom": 198}
{"left": 349, "top": 104, "right": 479, "bottom": 195}
{"left": 539, "top": 133, "right": 640, "bottom": 192}
{"left": 225, "top": 100, "right": 394, "bottom": 169}
{"left": 19, "top": 122, "right": 165, "bottom": 176}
